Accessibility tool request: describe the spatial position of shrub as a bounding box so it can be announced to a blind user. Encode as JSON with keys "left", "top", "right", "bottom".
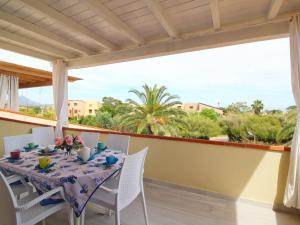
{"left": 221, "top": 113, "right": 282, "bottom": 144}
{"left": 182, "top": 113, "right": 222, "bottom": 139}
{"left": 199, "top": 108, "right": 219, "bottom": 121}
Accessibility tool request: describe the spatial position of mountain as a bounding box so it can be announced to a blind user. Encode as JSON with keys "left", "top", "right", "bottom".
{"left": 19, "top": 96, "right": 41, "bottom": 106}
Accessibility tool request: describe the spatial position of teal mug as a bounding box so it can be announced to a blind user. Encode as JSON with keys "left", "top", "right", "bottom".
{"left": 97, "top": 142, "right": 106, "bottom": 150}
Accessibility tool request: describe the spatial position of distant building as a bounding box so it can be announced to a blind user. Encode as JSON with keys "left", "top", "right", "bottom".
{"left": 176, "top": 102, "right": 223, "bottom": 115}
{"left": 68, "top": 100, "right": 101, "bottom": 118}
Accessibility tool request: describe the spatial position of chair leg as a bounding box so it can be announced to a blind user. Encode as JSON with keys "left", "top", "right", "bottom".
{"left": 114, "top": 209, "right": 120, "bottom": 225}
{"left": 68, "top": 206, "right": 74, "bottom": 225}
{"left": 141, "top": 191, "right": 149, "bottom": 225}
{"left": 80, "top": 208, "right": 85, "bottom": 225}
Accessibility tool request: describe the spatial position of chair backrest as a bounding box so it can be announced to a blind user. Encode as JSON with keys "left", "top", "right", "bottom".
{"left": 117, "top": 148, "right": 148, "bottom": 210}
{"left": 0, "top": 173, "right": 18, "bottom": 225}
{"left": 106, "top": 134, "right": 130, "bottom": 154}
{"left": 80, "top": 132, "right": 100, "bottom": 148}
{"left": 4, "top": 134, "right": 34, "bottom": 154}
{"left": 32, "top": 126, "right": 55, "bottom": 146}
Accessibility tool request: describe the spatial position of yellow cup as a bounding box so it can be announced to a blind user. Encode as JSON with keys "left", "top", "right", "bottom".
{"left": 39, "top": 157, "right": 52, "bottom": 169}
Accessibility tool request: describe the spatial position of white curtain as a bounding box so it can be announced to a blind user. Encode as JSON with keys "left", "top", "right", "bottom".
{"left": 284, "top": 15, "right": 300, "bottom": 209}
{"left": 0, "top": 75, "right": 19, "bottom": 111}
{"left": 52, "top": 59, "right": 68, "bottom": 138}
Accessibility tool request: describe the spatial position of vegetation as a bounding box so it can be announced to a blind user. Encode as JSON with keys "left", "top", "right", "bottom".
{"left": 251, "top": 100, "right": 264, "bottom": 115}
{"left": 121, "top": 84, "right": 186, "bottom": 136}
{"left": 19, "top": 106, "right": 56, "bottom": 120}
{"left": 19, "top": 84, "right": 297, "bottom": 146}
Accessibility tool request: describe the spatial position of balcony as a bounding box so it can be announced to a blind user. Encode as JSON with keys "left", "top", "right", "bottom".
{"left": 1, "top": 112, "right": 300, "bottom": 225}
{"left": 1, "top": 0, "right": 300, "bottom": 224}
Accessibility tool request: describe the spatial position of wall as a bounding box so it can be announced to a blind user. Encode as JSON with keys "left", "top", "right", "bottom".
{"left": 0, "top": 119, "right": 290, "bottom": 206}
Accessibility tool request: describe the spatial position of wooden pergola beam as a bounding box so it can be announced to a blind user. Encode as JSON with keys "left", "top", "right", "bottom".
{"left": 19, "top": 0, "right": 116, "bottom": 50}
{"left": 0, "top": 29, "right": 76, "bottom": 59}
{"left": 0, "top": 11, "right": 94, "bottom": 56}
{"left": 81, "top": 0, "right": 145, "bottom": 45}
{"left": 268, "top": 0, "right": 285, "bottom": 20}
{"left": 0, "top": 61, "right": 81, "bottom": 81}
{"left": 67, "top": 21, "right": 289, "bottom": 69}
{"left": 143, "top": 0, "right": 179, "bottom": 38}
{"left": 0, "top": 41, "right": 56, "bottom": 62}
{"left": 19, "top": 81, "right": 53, "bottom": 89}
{"left": 210, "top": 0, "right": 221, "bottom": 30}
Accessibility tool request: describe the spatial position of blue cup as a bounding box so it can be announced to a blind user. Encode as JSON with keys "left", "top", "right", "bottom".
{"left": 97, "top": 142, "right": 106, "bottom": 150}
{"left": 106, "top": 156, "right": 118, "bottom": 165}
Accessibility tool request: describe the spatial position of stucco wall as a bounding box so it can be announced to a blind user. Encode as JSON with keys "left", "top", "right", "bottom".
{"left": 0, "top": 119, "right": 290, "bottom": 206}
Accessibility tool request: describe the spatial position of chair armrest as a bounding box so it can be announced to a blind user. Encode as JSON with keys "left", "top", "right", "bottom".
{"left": 16, "top": 187, "right": 64, "bottom": 211}
{"left": 100, "top": 185, "right": 118, "bottom": 194}
{"left": 6, "top": 175, "right": 21, "bottom": 184}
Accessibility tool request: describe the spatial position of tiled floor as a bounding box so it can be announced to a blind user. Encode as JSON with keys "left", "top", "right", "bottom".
{"left": 46, "top": 182, "right": 300, "bottom": 225}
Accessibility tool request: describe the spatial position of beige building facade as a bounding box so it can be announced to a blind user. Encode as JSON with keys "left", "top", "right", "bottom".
{"left": 68, "top": 100, "right": 101, "bottom": 118}
{"left": 176, "top": 103, "right": 223, "bottom": 115}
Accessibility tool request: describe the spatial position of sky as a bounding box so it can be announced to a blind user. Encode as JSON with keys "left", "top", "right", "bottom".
{"left": 0, "top": 38, "right": 294, "bottom": 110}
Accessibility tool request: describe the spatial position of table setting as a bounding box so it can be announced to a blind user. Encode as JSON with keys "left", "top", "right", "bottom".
{"left": 0, "top": 134, "right": 125, "bottom": 217}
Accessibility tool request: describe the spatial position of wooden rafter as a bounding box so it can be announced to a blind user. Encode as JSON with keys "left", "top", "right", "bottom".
{"left": 81, "top": 0, "right": 144, "bottom": 45}
{"left": 268, "top": 0, "right": 285, "bottom": 20}
{"left": 0, "top": 11, "right": 93, "bottom": 56}
{"left": 19, "top": 0, "right": 116, "bottom": 50}
{"left": 210, "top": 0, "right": 221, "bottom": 30}
{"left": 143, "top": 0, "right": 179, "bottom": 39}
{"left": 0, "top": 41, "right": 56, "bottom": 62}
{"left": 0, "top": 30, "right": 76, "bottom": 58}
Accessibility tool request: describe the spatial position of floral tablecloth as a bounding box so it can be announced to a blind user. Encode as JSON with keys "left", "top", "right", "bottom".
{"left": 0, "top": 149, "right": 125, "bottom": 216}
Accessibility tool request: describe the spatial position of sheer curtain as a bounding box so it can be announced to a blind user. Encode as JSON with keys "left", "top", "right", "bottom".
{"left": 0, "top": 75, "right": 19, "bottom": 111}
{"left": 284, "top": 15, "right": 300, "bottom": 209}
{"left": 52, "top": 59, "right": 68, "bottom": 138}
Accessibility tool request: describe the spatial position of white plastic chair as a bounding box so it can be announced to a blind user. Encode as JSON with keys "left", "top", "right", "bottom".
{"left": 3, "top": 134, "right": 35, "bottom": 199}
{"left": 106, "top": 134, "right": 130, "bottom": 154}
{"left": 90, "top": 148, "right": 149, "bottom": 225}
{"left": 80, "top": 132, "right": 100, "bottom": 148}
{"left": 32, "top": 127, "right": 55, "bottom": 146}
{"left": 0, "top": 172, "right": 74, "bottom": 225}
{"left": 3, "top": 134, "right": 34, "bottom": 154}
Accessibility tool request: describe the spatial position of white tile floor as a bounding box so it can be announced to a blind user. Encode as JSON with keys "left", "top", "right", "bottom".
{"left": 45, "top": 182, "right": 300, "bottom": 225}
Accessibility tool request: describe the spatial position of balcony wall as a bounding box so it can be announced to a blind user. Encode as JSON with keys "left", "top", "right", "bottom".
{"left": 0, "top": 118, "right": 290, "bottom": 207}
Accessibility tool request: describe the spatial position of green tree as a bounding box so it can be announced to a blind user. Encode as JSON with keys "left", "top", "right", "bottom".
{"left": 122, "top": 84, "right": 186, "bottom": 135}
{"left": 199, "top": 108, "right": 219, "bottom": 121}
{"left": 277, "top": 107, "right": 296, "bottom": 145}
{"left": 182, "top": 112, "right": 222, "bottom": 139}
{"left": 221, "top": 113, "right": 281, "bottom": 144}
{"left": 251, "top": 100, "right": 264, "bottom": 115}
{"left": 225, "top": 102, "right": 250, "bottom": 114}
{"left": 99, "top": 97, "right": 132, "bottom": 116}
{"left": 95, "top": 111, "right": 114, "bottom": 129}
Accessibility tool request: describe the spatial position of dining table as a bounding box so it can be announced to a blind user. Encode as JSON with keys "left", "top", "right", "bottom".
{"left": 0, "top": 147, "right": 125, "bottom": 224}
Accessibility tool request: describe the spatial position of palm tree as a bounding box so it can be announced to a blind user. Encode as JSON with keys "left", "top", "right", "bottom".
{"left": 277, "top": 107, "right": 296, "bottom": 145}
{"left": 122, "top": 84, "right": 186, "bottom": 135}
{"left": 251, "top": 100, "right": 264, "bottom": 115}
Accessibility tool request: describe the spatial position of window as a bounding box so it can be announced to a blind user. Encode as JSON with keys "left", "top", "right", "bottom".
{"left": 177, "top": 106, "right": 181, "bottom": 109}
{"left": 189, "top": 106, "right": 193, "bottom": 109}
{"left": 74, "top": 103, "right": 78, "bottom": 106}
{"left": 74, "top": 110, "right": 78, "bottom": 113}
{"left": 89, "top": 109, "right": 92, "bottom": 114}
